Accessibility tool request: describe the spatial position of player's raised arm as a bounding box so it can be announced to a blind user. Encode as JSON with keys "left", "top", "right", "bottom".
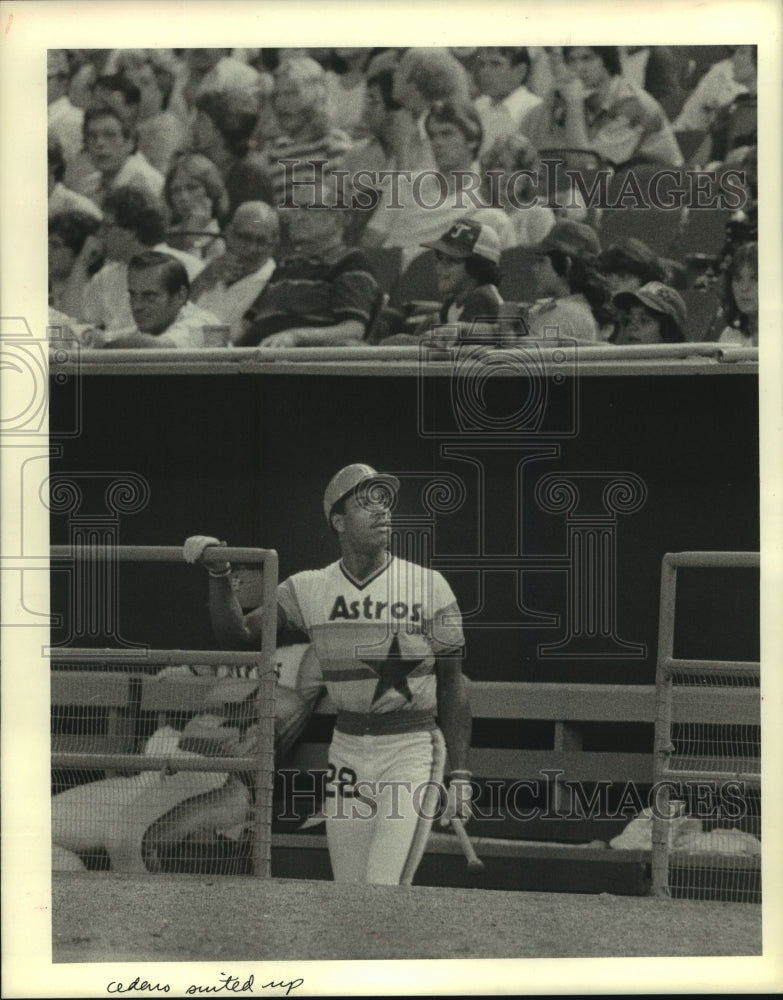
{"left": 183, "top": 535, "right": 280, "bottom": 648}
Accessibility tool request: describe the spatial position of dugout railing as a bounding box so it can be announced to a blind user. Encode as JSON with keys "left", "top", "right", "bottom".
{"left": 50, "top": 544, "right": 279, "bottom": 878}
{"left": 651, "top": 551, "right": 761, "bottom": 902}
{"left": 49, "top": 342, "right": 759, "bottom": 378}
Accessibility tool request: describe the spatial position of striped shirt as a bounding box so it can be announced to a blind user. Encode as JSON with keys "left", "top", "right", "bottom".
{"left": 240, "top": 246, "right": 380, "bottom": 346}
{"left": 277, "top": 556, "right": 464, "bottom": 715}
{"left": 263, "top": 127, "right": 353, "bottom": 208}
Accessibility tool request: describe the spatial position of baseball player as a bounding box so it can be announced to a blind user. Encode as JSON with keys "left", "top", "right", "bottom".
{"left": 184, "top": 462, "right": 473, "bottom": 885}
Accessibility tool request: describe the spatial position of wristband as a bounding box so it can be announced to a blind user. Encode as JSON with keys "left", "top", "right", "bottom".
{"left": 449, "top": 770, "right": 472, "bottom": 781}
{"left": 208, "top": 564, "right": 232, "bottom": 578}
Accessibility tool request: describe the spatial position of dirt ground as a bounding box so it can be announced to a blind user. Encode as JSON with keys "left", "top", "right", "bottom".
{"left": 51, "top": 872, "right": 761, "bottom": 964}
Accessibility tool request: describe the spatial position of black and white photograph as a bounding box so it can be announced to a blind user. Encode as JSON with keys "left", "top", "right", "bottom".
{"left": 1, "top": 0, "right": 782, "bottom": 996}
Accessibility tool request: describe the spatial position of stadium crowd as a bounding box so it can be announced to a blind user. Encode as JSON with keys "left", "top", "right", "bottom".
{"left": 47, "top": 45, "right": 759, "bottom": 352}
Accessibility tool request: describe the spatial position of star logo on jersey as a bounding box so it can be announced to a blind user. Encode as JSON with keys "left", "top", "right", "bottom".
{"left": 363, "top": 634, "right": 424, "bottom": 706}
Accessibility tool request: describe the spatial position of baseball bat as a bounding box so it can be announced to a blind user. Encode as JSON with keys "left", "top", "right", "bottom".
{"left": 450, "top": 817, "right": 485, "bottom": 873}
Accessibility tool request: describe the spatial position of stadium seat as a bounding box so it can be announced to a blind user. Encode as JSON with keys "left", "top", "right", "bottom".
{"left": 675, "top": 206, "right": 731, "bottom": 265}
{"left": 498, "top": 246, "right": 539, "bottom": 303}
{"left": 599, "top": 163, "right": 686, "bottom": 257}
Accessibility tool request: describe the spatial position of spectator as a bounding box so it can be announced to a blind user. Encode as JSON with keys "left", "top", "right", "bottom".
{"left": 77, "top": 106, "right": 164, "bottom": 209}
{"left": 164, "top": 153, "right": 231, "bottom": 261}
{"left": 521, "top": 45, "right": 683, "bottom": 169}
{"left": 237, "top": 185, "right": 380, "bottom": 348}
{"left": 360, "top": 100, "right": 511, "bottom": 264}
{"left": 473, "top": 47, "right": 542, "bottom": 157}
{"left": 64, "top": 49, "right": 114, "bottom": 109}
{"left": 325, "top": 48, "right": 375, "bottom": 138}
{"left": 66, "top": 75, "right": 150, "bottom": 199}
{"left": 114, "top": 50, "right": 188, "bottom": 174}
{"left": 261, "top": 56, "right": 353, "bottom": 213}
{"left": 718, "top": 242, "right": 758, "bottom": 347}
{"left": 706, "top": 47, "right": 757, "bottom": 166}
{"left": 47, "top": 50, "right": 83, "bottom": 169}
{"left": 382, "top": 220, "right": 504, "bottom": 344}
{"left": 90, "top": 73, "right": 142, "bottom": 127}
{"left": 191, "top": 202, "right": 279, "bottom": 344}
{"left": 597, "top": 237, "right": 667, "bottom": 297}
{"left": 597, "top": 237, "right": 670, "bottom": 341}
{"left": 340, "top": 66, "right": 405, "bottom": 244}
{"left": 48, "top": 211, "right": 101, "bottom": 312}
{"left": 48, "top": 132, "right": 103, "bottom": 220}
{"left": 183, "top": 48, "right": 267, "bottom": 112}
{"left": 526, "top": 46, "right": 570, "bottom": 99}
{"left": 674, "top": 46, "right": 752, "bottom": 135}
{"left": 612, "top": 282, "right": 687, "bottom": 345}
{"left": 97, "top": 252, "right": 226, "bottom": 349}
{"left": 59, "top": 186, "right": 204, "bottom": 336}
{"left": 392, "top": 48, "right": 472, "bottom": 170}
{"left": 450, "top": 47, "right": 480, "bottom": 95}
{"left": 479, "top": 134, "right": 556, "bottom": 248}
{"left": 424, "top": 219, "right": 504, "bottom": 321}
{"left": 192, "top": 89, "right": 275, "bottom": 216}
{"left": 522, "top": 219, "right": 612, "bottom": 342}
{"left": 619, "top": 46, "right": 691, "bottom": 121}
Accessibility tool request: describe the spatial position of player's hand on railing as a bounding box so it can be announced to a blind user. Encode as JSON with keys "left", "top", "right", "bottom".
{"left": 439, "top": 771, "right": 474, "bottom": 827}
{"left": 183, "top": 535, "right": 231, "bottom": 575}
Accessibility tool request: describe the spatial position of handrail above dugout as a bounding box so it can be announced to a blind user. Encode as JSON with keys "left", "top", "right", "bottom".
{"left": 48, "top": 343, "right": 758, "bottom": 377}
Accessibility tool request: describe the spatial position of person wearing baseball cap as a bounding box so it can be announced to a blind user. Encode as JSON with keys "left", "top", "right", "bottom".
{"left": 598, "top": 236, "right": 667, "bottom": 298}
{"left": 534, "top": 218, "right": 602, "bottom": 260}
{"left": 321, "top": 462, "right": 400, "bottom": 526}
{"left": 612, "top": 281, "right": 687, "bottom": 344}
{"left": 420, "top": 219, "right": 504, "bottom": 325}
{"left": 184, "top": 461, "right": 472, "bottom": 886}
{"left": 521, "top": 218, "right": 614, "bottom": 342}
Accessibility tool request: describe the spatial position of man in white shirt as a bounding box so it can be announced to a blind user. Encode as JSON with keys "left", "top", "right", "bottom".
{"left": 673, "top": 48, "right": 752, "bottom": 134}
{"left": 473, "top": 48, "right": 542, "bottom": 157}
{"left": 58, "top": 185, "right": 205, "bottom": 335}
{"left": 190, "top": 202, "right": 279, "bottom": 344}
{"left": 79, "top": 106, "right": 164, "bottom": 208}
{"left": 104, "top": 252, "right": 227, "bottom": 349}
{"left": 391, "top": 48, "right": 472, "bottom": 172}
{"left": 360, "top": 99, "right": 511, "bottom": 267}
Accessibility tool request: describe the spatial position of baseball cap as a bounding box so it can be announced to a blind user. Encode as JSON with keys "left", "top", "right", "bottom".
{"left": 323, "top": 463, "right": 400, "bottom": 524}
{"left": 613, "top": 281, "right": 687, "bottom": 331}
{"left": 534, "top": 219, "right": 601, "bottom": 260}
{"left": 421, "top": 219, "right": 502, "bottom": 265}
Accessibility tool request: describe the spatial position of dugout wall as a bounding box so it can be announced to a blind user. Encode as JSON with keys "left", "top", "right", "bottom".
{"left": 46, "top": 361, "right": 760, "bottom": 884}
{"left": 49, "top": 366, "right": 760, "bottom": 685}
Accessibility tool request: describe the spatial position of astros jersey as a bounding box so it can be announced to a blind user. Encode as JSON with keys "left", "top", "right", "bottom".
{"left": 276, "top": 556, "right": 464, "bottom": 715}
